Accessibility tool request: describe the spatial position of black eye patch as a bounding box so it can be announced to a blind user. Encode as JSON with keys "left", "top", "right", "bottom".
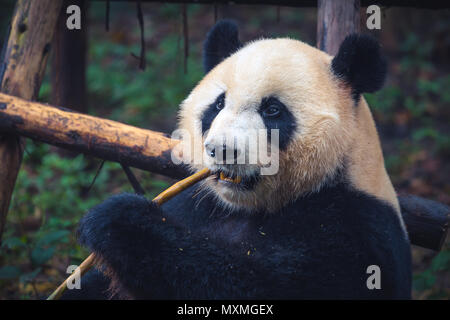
{"left": 258, "top": 97, "right": 297, "bottom": 151}
{"left": 201, "top": 92, "right": 225, "bottom": 135}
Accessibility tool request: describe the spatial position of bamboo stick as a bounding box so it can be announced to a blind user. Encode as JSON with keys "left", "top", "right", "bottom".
{"left": 47, "top": 168, "right": 211, "bottom": 300}
{"left": 47, "top": 252, "right": 95, "bottom": 300}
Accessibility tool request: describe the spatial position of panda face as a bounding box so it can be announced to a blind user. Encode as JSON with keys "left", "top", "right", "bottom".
{"left": 178, "top": 38, "right": 355, "bottom": 212}
{"left": 176, "top": 20, "right": 393, "bottom": 212}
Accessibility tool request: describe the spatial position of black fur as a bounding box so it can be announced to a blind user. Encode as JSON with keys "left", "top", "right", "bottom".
{"left": 259, "top": 96, "right": 297, "bottom": 151}
{"left": 201, "top": 92, "right": 225, "bottom": 135}
{"left": 62, "top": 183, "right": 411, "bottom": 300}
{"left": 331, "top": 34, "right": 387, "bottom": 100}
{"left": 203, "top": 20, "right": 242, "bottom": 73}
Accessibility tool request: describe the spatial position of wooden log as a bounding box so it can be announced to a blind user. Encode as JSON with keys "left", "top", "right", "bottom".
{"left": 0, "top": 0, "right": 63, "bottom": 244}
{"left": 0, "top": 92, "right": 187, "bottom": 180}
{"left": 317, "top": 0, "right": 361, "bottom": 56}
{"left": 0, "top": 92, "right": 448, "bottom": 250}
{"left": 399, "top": 195, "right": 449, "bottom": 251}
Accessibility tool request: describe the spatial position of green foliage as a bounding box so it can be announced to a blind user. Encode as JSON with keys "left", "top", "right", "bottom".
{"left": 413, "top": 270, "right": 436, "bottom": 292}
{"left": 19, "top": 268, "right": 42, "bottom": 284}
{"left": 0, "top": 266, "right": 21, "bottom": 280}
{"left": 384, "top": 154, "right": 403, "bottom": 176}
{"left": 365, "top": 86, "right": 402, "bottom": 118}
{"left": 87, "top": 33, "right": 203, "bottom": 127}
{"left": 366, "top": 34, "right": 450, "bottom": 162}
{"left": 399, "top": 33, "right": 434, "bottom": 71}
{"left": 414, "top": 247, "right": 450, "bottom": 298}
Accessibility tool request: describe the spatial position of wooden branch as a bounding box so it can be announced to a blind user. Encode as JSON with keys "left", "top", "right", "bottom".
{"left": 399, "top": 195, "right": 449, "bottom": 251}
{"left": 0, "top": 92, "right": 448, "bottom": 250}
{"left": 317, "top": 0, "right": 361, "bottom": 56}
{"left": 121, "top": 164, "right": 146, "bottom": 195}
{"left": 0, "top": 0, "right": 63, "bottom": 244}
{"left": 0, "top": 92, "right": 187, "bottom": 180}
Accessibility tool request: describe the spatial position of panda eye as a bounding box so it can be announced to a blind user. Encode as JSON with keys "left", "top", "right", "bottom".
{"left": 216, "top": 95, "right": 225, "bottom": 111}
{"left": 263, "top": 105, "right": 280, "bottom": 118}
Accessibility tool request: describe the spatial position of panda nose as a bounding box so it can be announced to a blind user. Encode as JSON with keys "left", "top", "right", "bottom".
{"left": 205, "top": 143, "right": 240, "bottom": 163}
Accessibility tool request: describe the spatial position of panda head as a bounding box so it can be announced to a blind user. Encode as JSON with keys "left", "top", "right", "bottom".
{"left": 177, "top": 20, "right": 388, "bottom": 212}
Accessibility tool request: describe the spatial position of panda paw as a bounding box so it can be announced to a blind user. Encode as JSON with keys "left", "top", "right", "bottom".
{"left": 77, "top": 193, "right": 161, "bottom": 259}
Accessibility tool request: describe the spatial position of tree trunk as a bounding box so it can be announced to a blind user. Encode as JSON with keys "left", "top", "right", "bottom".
{"left": 0, "top": 0, "right": 63, "bottom": 244}
{"left": 317, "top": 0, "right": 361, "bottom": 56}
{"left": 51, "top": 0, "right": 88, "bottom": 114}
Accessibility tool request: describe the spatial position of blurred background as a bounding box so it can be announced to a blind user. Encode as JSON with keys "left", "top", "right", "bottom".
{"left": 0, "top": 1, "right": 448, "bottom": 299}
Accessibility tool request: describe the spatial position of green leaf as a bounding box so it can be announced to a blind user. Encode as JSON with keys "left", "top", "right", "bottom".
{"left": 36, "top": 230, "right": 70, "bottom": 247}
{"left": 2, "top": 237, "right": 26, "bottom": 249}
{"left": 430, "top": 250, "right": 450, "bottom": 272}
{"left": 31, "top": 246, "right": 55, "bottom": 265}
{"left": 413, "top": 270, "right": 436, "bottom": 291}
{"left": 150, "top": 180, "right": 170, "bottom": 189}
{"left": 0, "top": 266, "right": 21, "bottom": 279}
{"left": 412, "top": 127, "right": 439, "bottom": 142}
{"left": 19, "top": 267, "right": 42, "bottom": 283}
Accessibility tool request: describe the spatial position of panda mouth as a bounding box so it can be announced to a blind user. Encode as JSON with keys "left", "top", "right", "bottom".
{"left": 214, "top": 170, "right": 260, "bottom": 190}
{"left": 219, "top": 172, "right": 242, "bottom": 184}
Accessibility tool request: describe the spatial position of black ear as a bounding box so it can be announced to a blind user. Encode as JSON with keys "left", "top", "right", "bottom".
{"left": 203, "top": 20, "right": 242, "bottom": 73}
{"left": 331, "top": 34, "right": 387, "bottom": 99}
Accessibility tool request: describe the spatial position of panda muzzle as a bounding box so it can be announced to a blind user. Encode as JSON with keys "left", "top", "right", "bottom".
{"left": 219, "top": 172, "right": 242, "bottom": 184}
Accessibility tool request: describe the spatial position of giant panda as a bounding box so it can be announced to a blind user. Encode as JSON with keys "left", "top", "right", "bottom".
{"left": 62, "top": 20, "right": 412, "bottom": 300}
